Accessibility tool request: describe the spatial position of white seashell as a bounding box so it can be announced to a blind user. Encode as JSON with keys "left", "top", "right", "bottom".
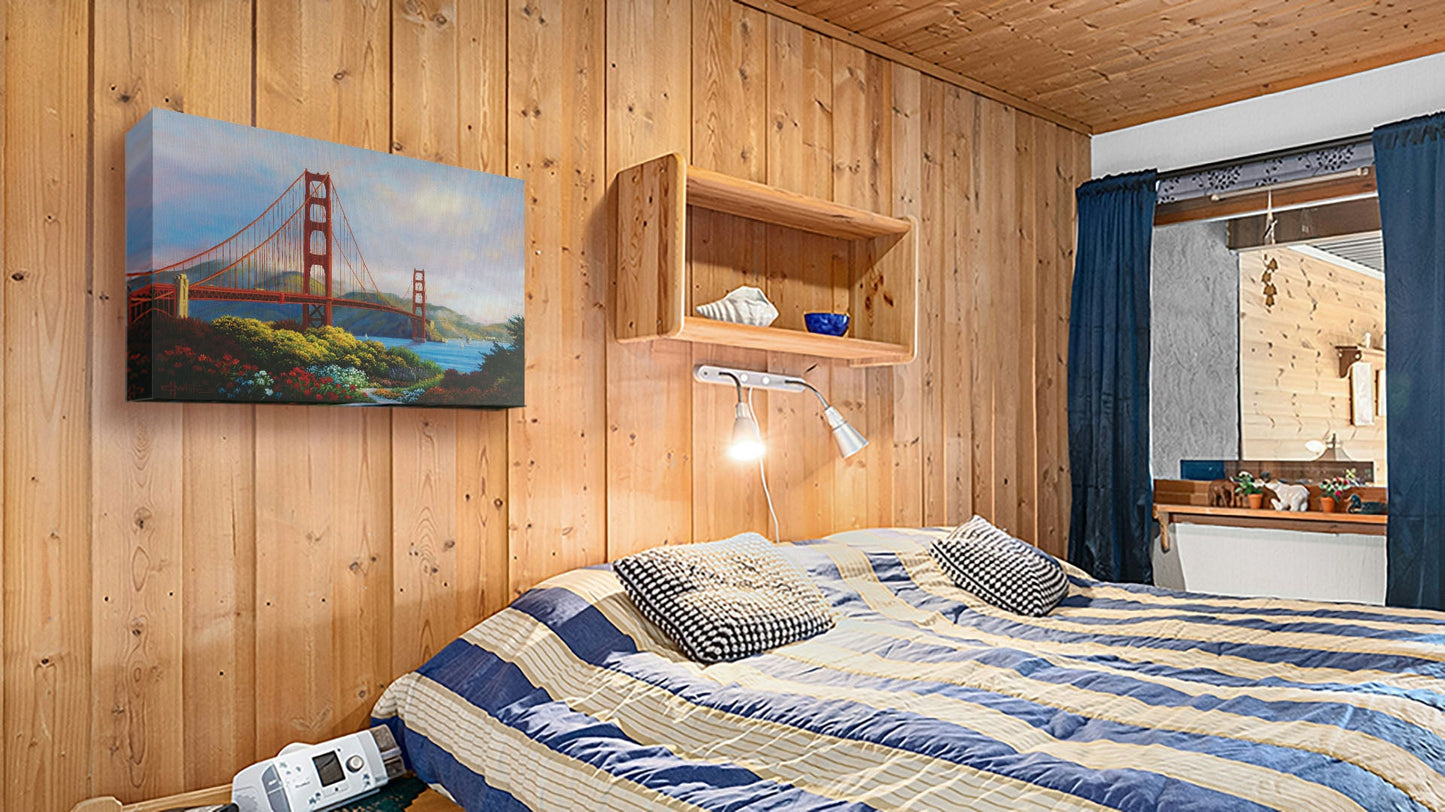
{"left": 694, "top": 285, "right": 779, "bottom": 327}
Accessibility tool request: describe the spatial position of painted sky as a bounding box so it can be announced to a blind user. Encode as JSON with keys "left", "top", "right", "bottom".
{"left": 126, "top": 110, "right": 525, "bottom": 325}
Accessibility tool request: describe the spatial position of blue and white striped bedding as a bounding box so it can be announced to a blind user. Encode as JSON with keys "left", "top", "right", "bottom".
{"left": 373, "top": 527, "right": 1445, "bottom": 810}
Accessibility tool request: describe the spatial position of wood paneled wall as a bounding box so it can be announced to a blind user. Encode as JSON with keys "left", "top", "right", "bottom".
{"left": 0, "top": 1, "right": 1085, "bottom": 808}
{"left": 1240, "top": 247, "right": 1387, "bottom": 482}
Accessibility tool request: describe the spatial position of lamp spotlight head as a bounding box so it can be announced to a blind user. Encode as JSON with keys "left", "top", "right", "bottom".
{"left": 728, "top": 402, "right": 766, "bottom": 461}
{"left": 822, "top": 405, "right": 868, "bottom": 459}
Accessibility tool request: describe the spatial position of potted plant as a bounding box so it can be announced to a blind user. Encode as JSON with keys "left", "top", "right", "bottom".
{"left": 1233, "top": 471, "right": 1266, "bottom": 509}
{"left": 1319, "top": 470, "right": 1360, "bottom": 513}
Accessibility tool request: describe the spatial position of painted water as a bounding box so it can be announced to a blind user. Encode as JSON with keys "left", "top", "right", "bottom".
{"left": 367, "top": 335, "right": 498, "bottom": 372}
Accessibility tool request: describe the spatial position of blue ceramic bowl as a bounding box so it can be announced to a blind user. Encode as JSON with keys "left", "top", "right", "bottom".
{"left": 804, "top": 312, "right": 850, "bottom": 336}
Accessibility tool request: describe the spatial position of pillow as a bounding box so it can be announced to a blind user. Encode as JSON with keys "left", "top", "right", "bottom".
{"left": 613, "top": 533, "right": 836, "bottom": 663}
{"left": 929, "top": 516, "right": 1068, "bottom": 616}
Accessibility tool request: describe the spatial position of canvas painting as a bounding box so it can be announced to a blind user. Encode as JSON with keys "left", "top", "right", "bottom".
{"left": 126, "top": 109, "right": 525, "bottom": 408}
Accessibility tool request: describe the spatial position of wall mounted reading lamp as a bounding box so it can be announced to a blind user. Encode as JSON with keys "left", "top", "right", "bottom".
{"left": 694, "top": 364, "right": 868, "bottom": 460}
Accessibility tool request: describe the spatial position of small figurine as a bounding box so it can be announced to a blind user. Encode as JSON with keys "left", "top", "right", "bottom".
{"left": 1347, "top": 493, "right": 1388, "bottom": 515}
{"left": 1263, "top": 481, "right": 1310, "bottom": 512}
{"left": 1207, "top": 479, "right": 1236, "bottom": 508}
{"left": 1261, "top": 255, "right": 1279, "bottom": 309}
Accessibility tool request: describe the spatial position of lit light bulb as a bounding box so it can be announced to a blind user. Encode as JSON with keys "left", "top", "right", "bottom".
{"left": 728, "top": 403, "right": 765, "bottom": 461}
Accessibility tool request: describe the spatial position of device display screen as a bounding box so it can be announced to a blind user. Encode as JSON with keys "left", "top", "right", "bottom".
{"left": 312, "top": 751, "right": 345, "bottom": 787}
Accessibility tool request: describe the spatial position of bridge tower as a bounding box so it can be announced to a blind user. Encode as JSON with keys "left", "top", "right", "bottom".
{"left": 301, "top": 171, "right": 334, "bottom": 329}
{"left": 412, "top": 269, "right": 428, "bottom": 341}
{"left": 175, "top": 273, "right": 190, "bottom": 319}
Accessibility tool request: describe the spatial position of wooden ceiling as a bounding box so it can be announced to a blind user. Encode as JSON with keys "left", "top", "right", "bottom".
{"left": 769, "top": 0, "right": 1445, "bottom": 132}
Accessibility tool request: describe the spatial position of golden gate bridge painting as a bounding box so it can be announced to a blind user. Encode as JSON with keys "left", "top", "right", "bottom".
{"left": 125, "top": 110, "right": 525, "bottom": 408}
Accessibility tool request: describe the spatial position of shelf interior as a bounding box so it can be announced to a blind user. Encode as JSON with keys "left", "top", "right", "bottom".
{"left": 615, "top": 152, "right": 918, "bottom": 366}
{"left": 686, "top": 164, "right": 911, "bottom": 240}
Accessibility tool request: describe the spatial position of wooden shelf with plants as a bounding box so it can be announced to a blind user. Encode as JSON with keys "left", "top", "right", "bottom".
{"left": 615, "top": 152, "right": 918, "bottom": 367}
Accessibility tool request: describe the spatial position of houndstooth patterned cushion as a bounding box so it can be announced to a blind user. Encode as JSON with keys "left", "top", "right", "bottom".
{"left": 613, "top": 533, "right": 836, "bottom": 663}
{"left": 929, "top": 516, "right": 1068, "bottom": 616}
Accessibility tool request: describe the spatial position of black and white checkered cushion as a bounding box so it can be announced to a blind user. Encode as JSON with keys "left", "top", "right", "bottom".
{"left": 929, "top": 516, "right": 1068, "bottom": 616}
{"left": 613, "top": 533, "right": 836, "bottom": 663}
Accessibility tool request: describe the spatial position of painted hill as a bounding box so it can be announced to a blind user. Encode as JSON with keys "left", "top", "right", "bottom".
{"left": 166, "top": 268, "right": 512, "bottom": 341}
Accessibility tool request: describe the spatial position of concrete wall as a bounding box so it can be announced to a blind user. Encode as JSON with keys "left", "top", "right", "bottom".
{"left": 1150, "top": 221, "right": 1240, "bottom": 479}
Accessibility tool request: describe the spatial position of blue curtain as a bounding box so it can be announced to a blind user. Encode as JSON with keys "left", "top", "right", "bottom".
{"left": 1067, "top": 170, "right": 1158, "bottom": 584}
{"left": 1375, "top": 112, "right": 1445, "bottom": 610}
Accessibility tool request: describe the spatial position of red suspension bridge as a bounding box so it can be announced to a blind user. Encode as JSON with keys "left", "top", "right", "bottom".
{"left": 127, "top": 170, "right": 429, "bottom": 340}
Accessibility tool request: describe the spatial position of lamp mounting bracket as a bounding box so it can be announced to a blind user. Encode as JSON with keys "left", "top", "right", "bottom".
{"left": 693, "top": 364, "right": 807, "bottom": 394}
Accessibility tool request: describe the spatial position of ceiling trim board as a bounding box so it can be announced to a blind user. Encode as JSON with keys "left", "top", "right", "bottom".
{"left": 776, "top": 0, "right": 1445, "bottom": 134}
{"left": 731, "top": 0, "right": 1094, "bottom": 134}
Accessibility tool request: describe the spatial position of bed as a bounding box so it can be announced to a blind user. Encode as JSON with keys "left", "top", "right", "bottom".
{"left": 373, "top": 527, "right": 1445, "bottom": 810}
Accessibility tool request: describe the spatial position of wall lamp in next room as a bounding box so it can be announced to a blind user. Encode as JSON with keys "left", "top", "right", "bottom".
{"left": 693, "top": 364, "right": 869, "bottom": 461}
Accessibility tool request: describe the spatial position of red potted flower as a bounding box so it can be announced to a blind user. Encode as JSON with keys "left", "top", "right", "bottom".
{"left": 1319, "top": 470, "right": 1360, "bottom": 513}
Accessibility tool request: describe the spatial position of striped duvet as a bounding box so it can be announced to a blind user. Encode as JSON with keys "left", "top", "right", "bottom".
{"left": 373, "top": 527, "right": 1445, "bottom": 811}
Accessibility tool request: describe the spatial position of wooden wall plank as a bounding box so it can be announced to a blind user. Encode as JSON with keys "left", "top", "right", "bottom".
{"left": 690, "top": 0, "right": 773, "bottom": 542}
{"left": 693, "top": 0, "right": 768, "bottom": 182}
{"left": 0, "top": 0, "right": 8, "bottom": 792}
{"left": 3, "top": 3, "right": 92, "bottom": 810}
{"left": 390, "top": 0, "right": 510, "bottom": 676}
{"left": 172, "top": 0, "right": 262, "bottom": 790}
{"left": 1033, "top": 119, "right": 1065, "bottom": 558}
{"left": 968, "top": 97, "right": 998, "bottom": 525}
{"left": 253, "top": 0, "right": 395, "bottom": 757}
{"left": 1044, "top": 119, "right": 1082, "bottom": 559}
{"left": 389, "top": 410, "right": 459, "bottom": 672}
{"left": 605, "top": 0, "right": 694, "bottom": 559}
{"left": 458, "top": 411, "right": 511, "bottom": 620}
{"left": 765, "top": 18, "right": 832, "bottom": 201}
{"left": 91, "top": 2, "right": 184, "bottom": 799}
{"left": 757, "top": 17, "right": 838, "bottom": 537}
{"left": 761, "top": 16, "right": 834, "bottom": 542}
{"left": 946, "top": 84, "right": 978, "bottom": 525}
{"left": 757, "top": 18, "right": 838, "bottom": 540}
{"left": 91, "top": 0, "right": 256, "bottom": 799}
{"left": 507, "top": 0, "right": 608, "bottom": 594}
{"left": 917, "top": 76, "right": 944, "bottom": 526}
{"left": 443, "top": 0, "right": 512, "bottom": 623}
{"left": 831, "top": 45, "right": 893, "bottom": 530}
{"left": 1012, "top": 108, "right": 1037, "bottom": 542}
{"left": 990, "top": 101, "right": 1020, "bottom": 534}
{"left": 889, "top": 63, "right": 923, "bottom": 528}
{"left": 181, "top": 405, "right": 257, "bottom": 788}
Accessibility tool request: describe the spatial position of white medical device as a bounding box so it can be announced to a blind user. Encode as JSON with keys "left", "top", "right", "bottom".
{"left": 231, "top": 725, "right": 405, "bottom": 812}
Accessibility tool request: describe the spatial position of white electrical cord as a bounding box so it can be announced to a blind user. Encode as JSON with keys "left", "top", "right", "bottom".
{"left": 749, "top": 386, "right": 782, "bottom": 543}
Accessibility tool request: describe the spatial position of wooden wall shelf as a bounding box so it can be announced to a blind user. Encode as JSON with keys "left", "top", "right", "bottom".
{"left": 1154, "top": 503, "right": 1386, "bottom": 552}
{"left": 616, "top": 153, "right": 918, "bottom": 367}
